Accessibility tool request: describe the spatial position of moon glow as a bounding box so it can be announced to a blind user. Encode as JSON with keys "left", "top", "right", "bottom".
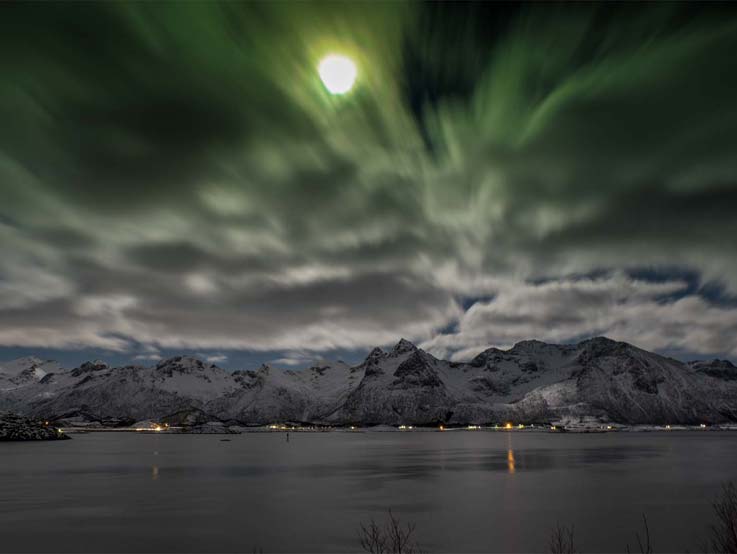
{"left": 318, "top": 54, "right": 357, "bottom": 94}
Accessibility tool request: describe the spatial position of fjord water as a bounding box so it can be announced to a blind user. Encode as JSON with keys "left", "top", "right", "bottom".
{"left": 1, "top": 432, "right": 736, "bottom": 553}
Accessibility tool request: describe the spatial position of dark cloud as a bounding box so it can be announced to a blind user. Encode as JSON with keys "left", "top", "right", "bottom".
{"left": 1, "top": 2, "right": 737, "bottom": 362}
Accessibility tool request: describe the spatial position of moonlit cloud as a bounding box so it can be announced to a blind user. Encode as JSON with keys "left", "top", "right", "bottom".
{"left": 421, "top": 274, "right": 737, "bottom": 360}
{"left": 1, "top": 3, "right": 737, "bottom": 365}
{"left": 133, "top": 353, "right": 163, "bottom": 362}
{"left": 201, "top": 354, "right": 228, "bottom": 364}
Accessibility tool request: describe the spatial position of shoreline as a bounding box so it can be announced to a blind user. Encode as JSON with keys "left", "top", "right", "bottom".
{"left": 59, "top": 423, "right": 737, "bottom": 435}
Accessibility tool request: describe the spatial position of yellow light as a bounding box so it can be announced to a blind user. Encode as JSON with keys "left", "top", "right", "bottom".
{"left": 439, "top": 425, "right": 445, "bottom": 431}
{"left": 507, "top": 449, "right": 516, "bottom": 474}
{"left": 505, "top": 422, "right": 513, "bottom": 430}
{"left": 318, "top": 54, "right": 357, "bottom": 94}
{"left": 550, "top": 425, "right": 556, "bottom": 430}
{"left": 518, "top": 424, "right": 524, "bottom": 429}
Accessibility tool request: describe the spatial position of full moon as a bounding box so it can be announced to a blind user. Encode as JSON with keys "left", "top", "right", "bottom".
{"left": 318, "top": 54, "right": 357, "bottom": 94}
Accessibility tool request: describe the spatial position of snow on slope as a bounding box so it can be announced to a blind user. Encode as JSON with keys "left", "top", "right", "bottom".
{"left": 209, "top": 358, "right": 363, "bottom": 422}
{"left": 1, "top": 337, "right": 736, "bottom": 425}
{"left": 0, "top": 357, "right": 59, "bottom": 392}
{"left": 328, "top": 341, "right": 456, "bottom": 425}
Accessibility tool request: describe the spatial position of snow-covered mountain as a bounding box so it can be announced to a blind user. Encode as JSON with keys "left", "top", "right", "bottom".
{"left": 1, "top": 337, "right": 736, "bottom": 426}
{"left": 0, "top": 356, "right": 59, "bottom": 392}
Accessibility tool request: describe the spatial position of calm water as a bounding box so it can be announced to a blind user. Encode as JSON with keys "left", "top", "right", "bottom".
{"left": 1, "top": 431, "right": 736, "bottom": 553}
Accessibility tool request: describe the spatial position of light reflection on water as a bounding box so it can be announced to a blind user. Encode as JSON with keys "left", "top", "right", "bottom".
{"left": 507, "top": 433, "right": 515, "bottom": 474}
{"left": 0, "top": 431, "right": 736, "bottom": 553}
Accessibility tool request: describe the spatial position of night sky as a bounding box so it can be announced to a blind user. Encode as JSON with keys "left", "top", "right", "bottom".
{"left": 2, "top": 2, "right": 737, "bottom": 369}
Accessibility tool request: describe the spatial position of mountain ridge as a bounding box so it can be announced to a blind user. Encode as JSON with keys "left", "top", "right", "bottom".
{"left": 2, "top": 337, "right": 736, "bottom": 426}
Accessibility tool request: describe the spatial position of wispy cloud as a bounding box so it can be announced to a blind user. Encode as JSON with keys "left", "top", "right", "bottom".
{"left": 202, "top": 354, "right": 228, "bottom": 364}
{"left": 1, "top": 4, "right": 737, "bottom": 360}
{"left": 422, "top": 273, "right": 737, "bottom": 360}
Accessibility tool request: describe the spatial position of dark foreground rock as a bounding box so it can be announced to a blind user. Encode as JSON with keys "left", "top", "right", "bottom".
{"left": 0, "top": 412, "right": 70, "bottom": 441}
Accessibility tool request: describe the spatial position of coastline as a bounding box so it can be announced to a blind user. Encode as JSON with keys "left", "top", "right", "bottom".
{"left": 58, "top": 422, "right": 737, "bottom": 435}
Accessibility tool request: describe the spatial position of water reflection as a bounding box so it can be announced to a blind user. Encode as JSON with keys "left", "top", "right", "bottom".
{"left": 507, "top": 449, "right": 515, "bottom": 474}
{"left": 41, "top": 445, "right": 665, "bottom": 482}
{"left": 507, "top": 434, "right": 516, "bottom": 474}
{"left": 0, "top": 432, "right": 732, "bottom": 553}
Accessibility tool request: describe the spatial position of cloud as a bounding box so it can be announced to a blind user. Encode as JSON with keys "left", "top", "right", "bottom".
{"left": 269, "top": 357, "right": 310, "bottom": 367}
{"left": 133, "top": 353, "right": 163, "bottom": 362}
{"left": 1, "top": 4, "right": 737, "bottom": 360}
{"left": 201, "top": 354, "right": 228, "bottom": 364}
{"left": 420, "top": 273, "right": 737, "bottom": 360}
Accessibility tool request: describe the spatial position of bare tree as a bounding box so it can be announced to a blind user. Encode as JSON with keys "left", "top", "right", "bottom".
{"left": 626, "top": 514, "right": 653, "bottom": 554}
{"left": 359, "top": 518, "right": 387, "bottom": 554}
{"left": 550, "top": 523, "right": 578, "bottom": 554}
{"left": 359, "top": 509, "right": 425, "bottom": 554}
{"left": 708, "top": 482, "right": 737, "bottom": 554}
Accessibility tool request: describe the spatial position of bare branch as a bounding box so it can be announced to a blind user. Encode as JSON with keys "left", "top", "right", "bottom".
{"left": 627, "top": 513, "right": 653, "bottom": 554}
{"left": 708, "top": 482, "right": 737, "bottom": 554}
{"left": 358, "top": 510, "right": 425, "bottom": 554}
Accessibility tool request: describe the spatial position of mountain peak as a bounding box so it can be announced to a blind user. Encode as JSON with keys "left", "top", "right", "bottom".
{"left": 391, "top": 338, "right": 418, "bottom": 355}
{"left": 577, "top": 336, "right": 629, "bottom": 354}
{"left": 509, "top": 339, "right": 552, "bottom": 353}
{"left": 469, "top": 347, "right": 505, "bottom": 367}
{"left": 155, "top": 356, "right": 213, "bottom": 373}
{"left": 579, "top": 336, "right": 618, "bottom": 346}
{"left": 71, "top": 360, "right": 109, "bottom": 377}
{"left": 3, "top": 337, "right": 737, "bottom": 426}
{"left": 82, "top": 360, "right": 109, "bottom": 371}
{"left": 574, "top": 337, "right": 641, "bottom": 366}
{"left": 365, "top": 347, "right": 386, "bottom": 362}
{"left": 0, "top": 356, "right": 49, "bottom": 377}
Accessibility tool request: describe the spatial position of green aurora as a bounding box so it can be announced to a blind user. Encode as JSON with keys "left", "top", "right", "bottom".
{"left": 1, "top": 2, "right": 737, "bottom": 364}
